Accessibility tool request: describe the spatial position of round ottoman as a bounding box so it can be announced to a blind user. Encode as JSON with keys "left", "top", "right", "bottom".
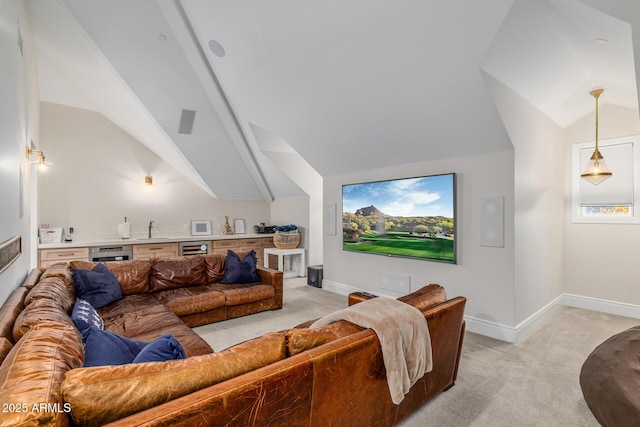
{"left": 580, "top": 326, "right": 640, "bottom": 426}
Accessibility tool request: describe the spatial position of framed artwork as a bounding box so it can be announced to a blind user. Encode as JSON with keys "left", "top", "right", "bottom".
{"left": 234, "top": 219, "right": 246, "bottom": 234}
{"left": 191, "top": 220, "right": 212, "bottom": 236}
{"left": 0, "top": 236, "right": 21, "bottom": 275}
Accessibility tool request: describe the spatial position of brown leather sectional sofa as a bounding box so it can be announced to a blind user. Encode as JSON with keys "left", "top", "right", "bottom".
{"left": 0, "top": 255, "right": 466, "bottom": 426}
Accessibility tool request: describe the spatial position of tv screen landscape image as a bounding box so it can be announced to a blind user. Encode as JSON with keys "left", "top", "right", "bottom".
{"left": 342, "top": 173, "right": 456, "bottom": 263}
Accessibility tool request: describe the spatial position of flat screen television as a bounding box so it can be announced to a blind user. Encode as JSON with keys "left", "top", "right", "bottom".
{"left": 342, "top": 173, "right": 456, "bottom": 263}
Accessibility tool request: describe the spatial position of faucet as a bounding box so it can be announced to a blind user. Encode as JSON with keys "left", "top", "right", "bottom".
{"left": 148, "top": 221, "right": 154, "bottom": 238}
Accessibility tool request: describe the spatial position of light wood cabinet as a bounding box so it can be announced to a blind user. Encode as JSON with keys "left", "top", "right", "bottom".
{"left": 133, "top": 242, "right": 178, "bottom": 260}
{"left": 39, "top": 247, "right": 89, "bottom": 268}
{"left": 212, "top": 237, "right": 276, "bottom": 267}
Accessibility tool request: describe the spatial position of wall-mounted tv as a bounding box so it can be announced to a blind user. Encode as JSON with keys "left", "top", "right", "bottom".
{"left": 342, "top": 173, "right": 456, "bottom": 263}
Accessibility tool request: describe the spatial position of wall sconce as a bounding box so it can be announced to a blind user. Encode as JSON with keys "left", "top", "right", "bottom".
{"left": 581, "top": 89, "right": 612, "bottom": 185}
{"left": 25, "top": 146, "right": 49, "bottom": 169}
{"left": 145, "top": 175, "right": 153, "bottom": 185}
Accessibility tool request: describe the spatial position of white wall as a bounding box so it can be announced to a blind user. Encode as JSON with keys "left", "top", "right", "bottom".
{"left": 263, "top": 151, "right": 323, "bottom": 266}
{"left": 0, "top": 0, "right": 39, "bottom": 302}
{"left": 38, "top": 102, "right": 271, "bottom": 241}
{"left": 484, "top": 74, "right": 565, "bottom": 327}
{"left": 564, "top": 104, "right": 640, "bottom": 305}
{"left": 323, "top": 149, "right": 516, "bottom": 336}
{"left": 271, "top": 194, "right": 309, "bottom": 247}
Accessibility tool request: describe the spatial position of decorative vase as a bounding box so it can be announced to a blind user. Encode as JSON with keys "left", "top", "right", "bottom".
{"left": 222, "top": 216, "right": 234, "bottom": 235}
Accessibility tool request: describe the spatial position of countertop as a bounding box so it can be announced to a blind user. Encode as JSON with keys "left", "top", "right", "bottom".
{"left": 38, "top": 233, "right": 274, "bottom": 250}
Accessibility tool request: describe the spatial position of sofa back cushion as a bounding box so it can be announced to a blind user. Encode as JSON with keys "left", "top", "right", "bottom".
{"left": 149, "top": 256, "right": 207, "bottom": 291}
{"left": 25, "top": 277, "right": 75, "bottom": 314}
{"left": 62, "top": 332, "right": 287, "bottom": 426}
{"left": 71, "top": 260, "right": 152, "bottom": 295}
{"left": 0, "top": 286, "right": 28, "bottom": 344}
{"left": 203, "top": 253, "right": 226, "bottom": 283}
{"left": 40, "top": 263, "right": 76, "bottom": 297}
{"left": 397, "top": 284, "right": 447, "bottom": 312}
{"left": 13, "top": 298, "right": 75, "bottom": 342}
{"left": 285, "top": 320, "right": 364, "bottom": 356}
{"left": 0, "top": 322, "right": 83, "bottom": 427}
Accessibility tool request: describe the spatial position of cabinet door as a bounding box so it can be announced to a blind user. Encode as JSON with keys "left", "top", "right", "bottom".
{"left": 237, "top": 238, "right": 263, "bottom": 265}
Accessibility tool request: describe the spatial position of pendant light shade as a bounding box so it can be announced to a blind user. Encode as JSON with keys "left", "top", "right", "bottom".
{"left": 581, "top": 89, "right": 612, "bottom": 185}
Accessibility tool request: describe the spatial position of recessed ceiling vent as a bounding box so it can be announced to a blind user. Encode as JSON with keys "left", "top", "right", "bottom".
{"left": 178, "top": 109, "right": 196, "bottom": 134}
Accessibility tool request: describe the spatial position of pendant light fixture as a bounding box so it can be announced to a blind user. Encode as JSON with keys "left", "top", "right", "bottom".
{"left": 581, "top": 88, "right": 612, "bottom": 185}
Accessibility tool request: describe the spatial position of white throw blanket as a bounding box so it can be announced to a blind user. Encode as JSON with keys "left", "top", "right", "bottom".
{"left": 310, "top": 297, "right": 432, "bottom": 404}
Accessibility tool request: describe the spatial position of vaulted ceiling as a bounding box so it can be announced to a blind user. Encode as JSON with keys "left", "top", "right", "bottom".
{"left": 27, "top": 0, "right": 640, "bottom": 201}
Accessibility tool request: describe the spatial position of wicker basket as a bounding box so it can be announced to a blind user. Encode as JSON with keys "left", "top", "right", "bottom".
{"left": 273, "top": 232, "right": 300, "bottom": 249}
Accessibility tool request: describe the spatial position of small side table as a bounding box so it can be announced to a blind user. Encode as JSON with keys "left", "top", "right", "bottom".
{"left": 263, "top": 248, "right": 306, "bottom": 278}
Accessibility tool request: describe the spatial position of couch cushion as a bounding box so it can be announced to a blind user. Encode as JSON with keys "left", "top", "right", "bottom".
{"left": 0, "top": 322, "right": 83, "bottom": 427}
{"left": 149, "top": 256, "right": 207, "bottom": 291}
{"left": 25, "top": 276, "right": 75, "bottom": 313}
{"left": 153, "top": 285, "right": 226, "bottom": 316}
{"left": 285, "top": 320, "right": 365, "bottom": 356}
{"left": 71, "top": 298, "right": 104, "bottom": 332}
{"left": 82, "top": 326, "right": 147, "bottom": 367}
{"left": 0, "top": 337, "right": 12, "bottom": 365}
{"left": 99, "top": 294, "right": 213, "bottom": 357}
{"left": 71, "top": 259, "right": 151, "bottom": 295}
{"left": 62, "top": 332, "right": 286, "bottom": 426}
{"left": 397, "top": 284, "right": 447, "bottom": 312}
{"left": 132, "top": 334, "right": 186, "bottom": 363}
{"left": 220, "top": 250, "right": 260, "bottom": 284}
{"left": 208, "top": 282, "right": 275, "bottom": 306}
{"left": 73, "top": 263, "right": 123, "bottom": 308}
{"left": 203, "top": 253, "right": 226, "bottom": 283}
{"left": 40, "top": 263, "right": 76, "bottom": 296}
{"left": 0, "top": 286, "right": 28, "bottom": 344}
{"left": 13, "top": 298, "right": 75, "bottom": 342}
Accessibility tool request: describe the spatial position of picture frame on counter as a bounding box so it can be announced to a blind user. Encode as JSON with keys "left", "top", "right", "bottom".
{"left": 234, "top": 219, "right": 246, "bottom": 234}
{"left": 191, "top": 220, "right": 212, "bottom": 236}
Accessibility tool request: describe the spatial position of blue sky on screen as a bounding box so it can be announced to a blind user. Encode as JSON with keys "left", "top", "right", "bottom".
{"left": 343, "top": 174, "right": 454, "bottom": 218}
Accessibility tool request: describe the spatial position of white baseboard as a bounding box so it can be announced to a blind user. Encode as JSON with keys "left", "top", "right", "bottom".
{"left": 563, "top": 293, "right": 640, "bottom": 319}
{"left": 320, "top": 280, "right": 640, "bottom": 343}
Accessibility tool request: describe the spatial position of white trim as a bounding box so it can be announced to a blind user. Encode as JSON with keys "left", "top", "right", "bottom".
{"left": 320, "top": 280, "right": 640, "bottom": 343}
{"left": 563, "top": 293, "right": 640, "bottom": 319}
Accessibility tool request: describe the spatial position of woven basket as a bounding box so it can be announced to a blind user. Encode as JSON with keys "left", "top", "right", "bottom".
{"left": 273, "top": 232, "right": 300, "bottom": 249}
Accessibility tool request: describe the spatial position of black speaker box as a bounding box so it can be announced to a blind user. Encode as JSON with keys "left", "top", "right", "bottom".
{"left": 307, "top": 265, "right": 323, "bottom": 288}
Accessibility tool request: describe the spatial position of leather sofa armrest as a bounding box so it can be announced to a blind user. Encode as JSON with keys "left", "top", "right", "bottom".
{"left": 257, "top": 266, "right": 283, "bottom": 309}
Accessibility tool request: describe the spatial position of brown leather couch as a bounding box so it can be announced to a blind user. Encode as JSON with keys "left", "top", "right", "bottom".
{"left": 0, "top": 256, "right": 465, "bottom": 426}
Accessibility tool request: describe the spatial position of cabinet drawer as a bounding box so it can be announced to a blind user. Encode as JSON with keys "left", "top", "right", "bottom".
{"left": 40, "top": 247, "right": 89, "bottom": 261}
{"left": 133, "top": 243, "right": 178, "bottom": 259}
{"left": 237, "top": 238, "right": 261, "bottom": 247}
{"left": 212, "top": 240, "right": 238, "bottom": 249}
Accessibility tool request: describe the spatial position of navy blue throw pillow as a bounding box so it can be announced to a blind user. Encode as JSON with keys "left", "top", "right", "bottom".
{"left": 71, "top": 298, "right": 104, "bottom": 332}
{"left": 72, "top": 263, "right": 123, "bottom": 309}
{"left": 82, "top": 326, "right": 147, "bottom": 367}
{"left": 132, "top": 335, "right": 186, "bottom": 363}
{"left": 220, "top": 250, "right": 259, "bottom": 284}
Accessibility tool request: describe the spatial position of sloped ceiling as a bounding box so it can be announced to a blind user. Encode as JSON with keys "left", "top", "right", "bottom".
{"left": 28, "top": 0, "right": 640, "bottom": 201}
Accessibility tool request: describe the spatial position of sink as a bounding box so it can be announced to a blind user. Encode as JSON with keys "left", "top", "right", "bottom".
{"left": 133, "top": 237, "right": 171, "bottom": 242}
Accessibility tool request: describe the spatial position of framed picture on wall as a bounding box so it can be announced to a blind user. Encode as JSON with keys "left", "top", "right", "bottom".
{"left": 191, "top": 220, "right": 212, "bottom": 236}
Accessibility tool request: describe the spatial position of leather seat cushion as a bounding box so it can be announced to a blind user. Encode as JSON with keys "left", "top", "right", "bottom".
{"left": 0, "top": 322, "right": 83, "bottom": 426}
{"left": 71, "top": 260, "right": 151, "bottom": 295}
{"left": 98, "top": 294, "right": 213, "bottom": 357}
{"left": 153, "top": 285, "right": 226, "bottom": 316}
{"left": 62, "top": 332, "right": 286, "bottom": 426}
{"left": 209, "top": 283, "right": 275, "bottom": 306}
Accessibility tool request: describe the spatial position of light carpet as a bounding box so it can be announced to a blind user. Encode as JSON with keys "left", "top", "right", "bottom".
{"left": 194, "top": 278, "right": 638, "bottom": 426}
